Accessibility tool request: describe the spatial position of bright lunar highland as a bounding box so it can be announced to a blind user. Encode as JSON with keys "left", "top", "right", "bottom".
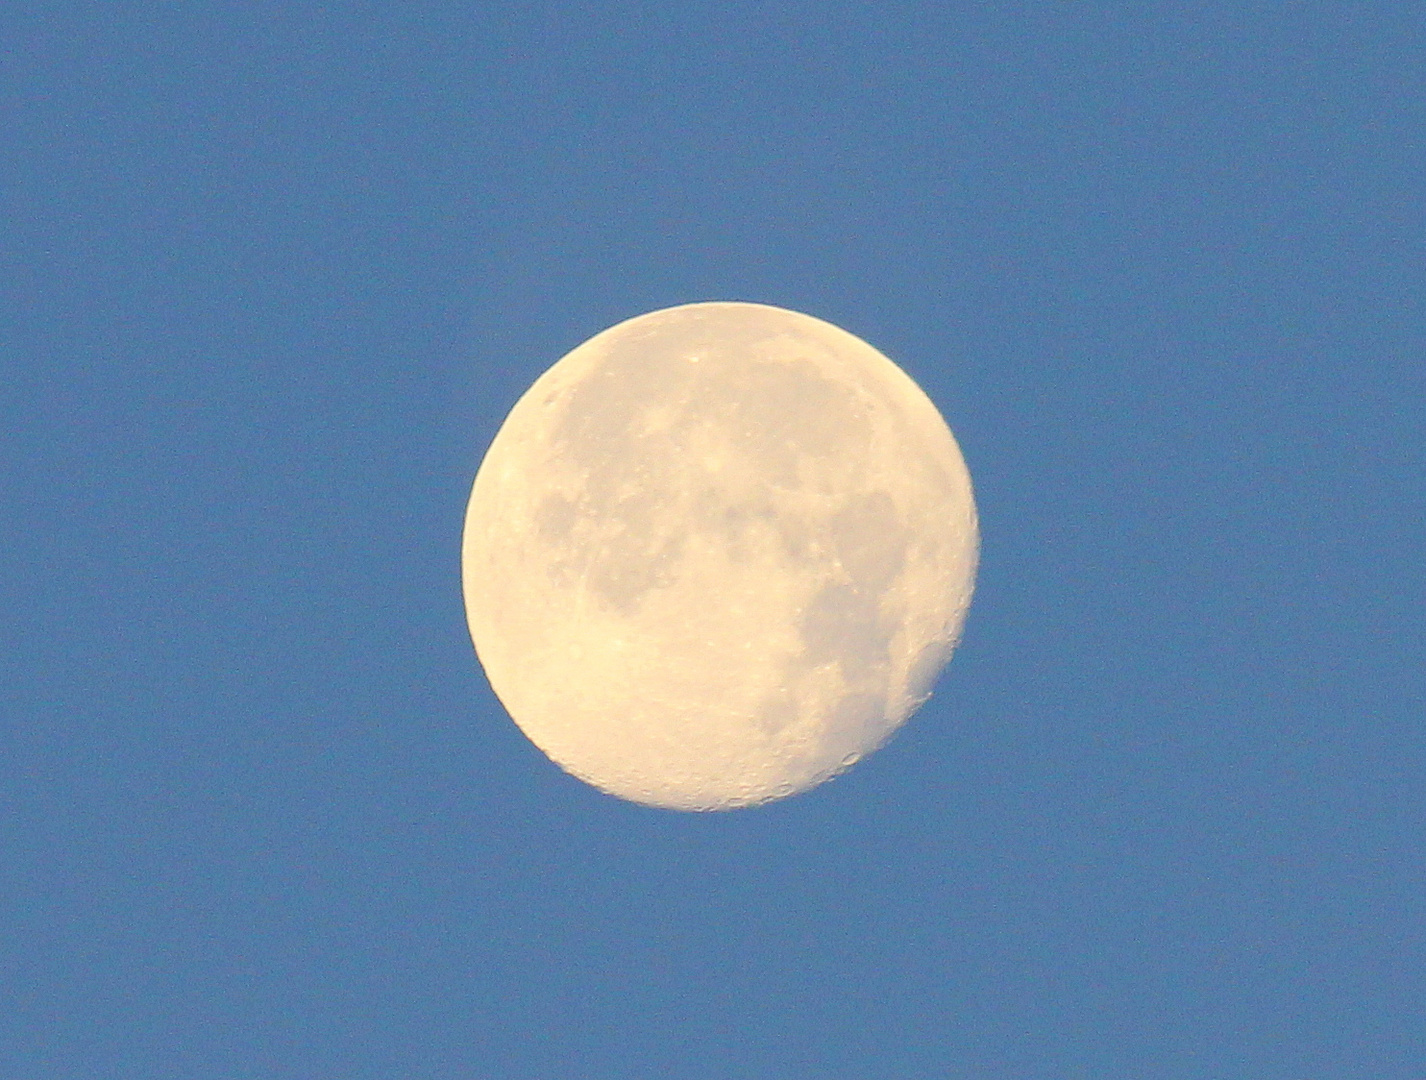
{"left": 462, "top": 302, "right": 978, "bottom": 810}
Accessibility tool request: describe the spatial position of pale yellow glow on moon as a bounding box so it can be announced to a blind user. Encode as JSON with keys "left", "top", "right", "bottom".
{"left": 462, "top": 302, "right": 977, "bottom": 810}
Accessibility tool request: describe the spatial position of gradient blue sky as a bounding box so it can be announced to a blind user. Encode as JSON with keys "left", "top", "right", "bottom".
{"left": 3, "top": 4, "right": 1423, "bottom": 1077}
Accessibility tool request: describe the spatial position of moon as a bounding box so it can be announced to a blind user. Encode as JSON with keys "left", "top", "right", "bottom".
{"left": 462, "top": 301, "right": 977, "bottom": 810}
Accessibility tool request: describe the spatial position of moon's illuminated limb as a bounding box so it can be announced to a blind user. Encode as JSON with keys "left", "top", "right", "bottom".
{"left": 462, "top": 302, "right": 977, "bottom": 810}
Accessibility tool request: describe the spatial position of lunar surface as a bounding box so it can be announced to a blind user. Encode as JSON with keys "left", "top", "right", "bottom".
{"left": 462, "top": 302, "right": 977, "bottom": 810}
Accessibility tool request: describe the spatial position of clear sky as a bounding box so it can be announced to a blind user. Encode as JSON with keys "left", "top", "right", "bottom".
{"left": 3, "top": 4, "right": 1423, "bottom": 1077}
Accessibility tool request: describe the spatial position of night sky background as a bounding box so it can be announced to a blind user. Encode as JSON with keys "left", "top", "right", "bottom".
{"left": 3, "top": 4, "right": 1424, "bottom": 1077}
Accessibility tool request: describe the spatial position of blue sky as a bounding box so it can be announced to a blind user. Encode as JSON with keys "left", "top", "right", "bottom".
{"left": 3, "top": 4, "right": 1423, "bottom": 1077}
